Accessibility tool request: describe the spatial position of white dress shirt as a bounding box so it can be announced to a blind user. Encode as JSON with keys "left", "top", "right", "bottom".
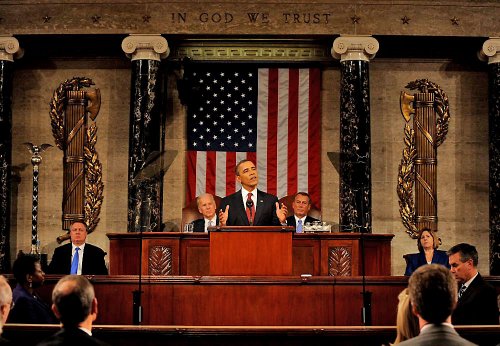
{"left": 204, "top": 216, "right": 217, "bottom": 232}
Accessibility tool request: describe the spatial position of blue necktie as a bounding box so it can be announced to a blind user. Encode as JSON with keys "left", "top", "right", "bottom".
{"left": 297, "top": 219, "right": 303, "bottom": 233}
{"left": 70, "top": 247, "right": 80, "bottom": 274}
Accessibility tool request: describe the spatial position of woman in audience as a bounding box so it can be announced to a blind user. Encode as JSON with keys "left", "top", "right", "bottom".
{"left": 404, "top": 228, "right": 450, "bottom": 276}
{"left": 7, "top": 254, "right": 57, "bottom": 324}
{"left": 391, "top": 288, "right": 419, "bottom": 345}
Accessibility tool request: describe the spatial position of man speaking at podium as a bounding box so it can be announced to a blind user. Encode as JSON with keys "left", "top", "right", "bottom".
{"left": 219, "top": 160, "right": 287, "bottom": 226}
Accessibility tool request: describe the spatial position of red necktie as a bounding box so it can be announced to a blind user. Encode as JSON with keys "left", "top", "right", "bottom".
{"left": 246, "top": 193, "right": 255, "bottom": 225}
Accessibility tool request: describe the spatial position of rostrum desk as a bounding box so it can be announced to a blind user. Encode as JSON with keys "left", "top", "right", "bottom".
{"left": 107, "top": 230, "right": 393, "bottom": 276}
{"left": 105, "top": 230, "right": 394, "bottom": 325}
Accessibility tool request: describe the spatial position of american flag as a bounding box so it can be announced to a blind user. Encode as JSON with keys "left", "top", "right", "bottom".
{"left": 186, "top": 66, "right": 321, "bottom": 207}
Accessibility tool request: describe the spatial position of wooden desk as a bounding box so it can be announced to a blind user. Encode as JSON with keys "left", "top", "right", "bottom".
{"left": 107, "top": 232, "right": 394, "bottom": 276}
{"left": 209, "top": 227, "right": 293, "bottom": 275}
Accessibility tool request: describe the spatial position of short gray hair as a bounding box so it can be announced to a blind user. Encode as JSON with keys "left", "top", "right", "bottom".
{"left": 52, "top": 275, "right": 94, "bottom": 327}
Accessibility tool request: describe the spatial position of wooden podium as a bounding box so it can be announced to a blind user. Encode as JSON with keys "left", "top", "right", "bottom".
{"left": 209, "top": 226, "right": 293, "bottom": 275}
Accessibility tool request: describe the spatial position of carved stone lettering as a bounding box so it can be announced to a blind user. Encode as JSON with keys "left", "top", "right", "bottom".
{"left": 247, "top": 12, "right": 270, "bottom": 24}
{"left": 199, "top": 12, "right": 234, "bottom": 23}
{"left": 282, "top": 13, "right": 331, "bottom": 24}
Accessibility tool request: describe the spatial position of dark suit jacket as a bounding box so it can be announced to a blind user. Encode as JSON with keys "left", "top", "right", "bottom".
{"left": 452, "top": 273, "right": 499, "bottom": 325}
{"left": 404, "top": 250, "right": 450, "bottom": 276}
{"left": 192, "top": 217, "right": 219, "bottom": 232}
{"left": 8, "top": 284, "right": 57, "bottom": 324}
{"left": 48, "top": 243, "right": 108, "bottom": 275}
{"left": 397, "top": 323, "right": 477, "bottom": 345}
{"left": 286, "top": 215, "right": 319, "bottom": 231}
{"left": 219, "top": 189, "right": 281, "bottom": 226}
{"left": 36, "top": 327, "right": 110, "bottom": 346}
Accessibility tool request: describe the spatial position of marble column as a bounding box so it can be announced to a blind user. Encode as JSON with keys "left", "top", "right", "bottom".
{"left": 332, "top": 36, "right": 379, "bottom": 233}
{"left": 480, "top": 38, "right": 500, "bottom": 274}
{"left": 0, "top": 36, "right": 21, "bottom": 271}
{"left": 122, "top": 35, "right": 169, "bottom": 233}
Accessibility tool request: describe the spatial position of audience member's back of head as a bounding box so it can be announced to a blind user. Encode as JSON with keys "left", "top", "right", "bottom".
{"left": 0, "top": 275, "right": 12, "bottom": 335}
{"left": 52, "top": 275, "right": 94, "bottom": 327}
{"left": 12, "top": 254, "right": 38, "bottom": 284}
{"left": 408, "top": 264, "right": 457, "bottom": 324}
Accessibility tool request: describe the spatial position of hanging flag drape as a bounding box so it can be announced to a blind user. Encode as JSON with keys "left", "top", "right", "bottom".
{"left": 186, "top": 66, "right": 321, "bottom": 208}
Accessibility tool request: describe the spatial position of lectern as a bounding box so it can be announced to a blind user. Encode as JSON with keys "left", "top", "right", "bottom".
{"left": 209, "top": 226, "right": 293, "bottom": 275}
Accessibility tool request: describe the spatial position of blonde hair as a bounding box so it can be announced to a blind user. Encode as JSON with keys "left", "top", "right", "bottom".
{"left": 391, "top": 288, "right": 419, "bottom": 345}
{"left": 0, "top": 275, "right": 12, "bottom": 335}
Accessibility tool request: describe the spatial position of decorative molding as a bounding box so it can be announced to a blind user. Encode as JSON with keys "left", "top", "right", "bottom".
{"left": 148, "top": 245, "right": 172, "bottom": 275}
{"left": 479, "top": 38, "right": 500, "bottom": 64}
{"left": 122, "top": 34, "right": 169, "bottom": 61}
{"left": 331, "top": 35, "right": 379, "bottom": 62}
{"left": 170, "top": 40, "right": 331, "bottom": 62}
{"left": 328, "top": 246, "right": 352, "bottom": 276}
{"left": 0, "top": 36, "right": 22, "bottom": 62}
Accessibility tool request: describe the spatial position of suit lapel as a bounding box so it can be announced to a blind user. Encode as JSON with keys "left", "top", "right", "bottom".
{"left": 253, "top": 190, "right": 266, "bottom": 225}
{"left": 63, "top": 243, "right": 72, "bottom": 273}
{"left": 233, "top": 190, "right": 249, "bottom": 226}
{"left": 458, "top": 274, "right": 480, "bottom": 304}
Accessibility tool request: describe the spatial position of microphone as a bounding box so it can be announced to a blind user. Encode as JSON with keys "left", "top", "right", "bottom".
{"left": 246, "top": 199, "right": 254, "bottom": 225}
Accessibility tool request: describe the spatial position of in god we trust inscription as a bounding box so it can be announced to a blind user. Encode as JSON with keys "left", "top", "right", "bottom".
{"left": 169, "top": 11, "right": 332, "bottom": 25}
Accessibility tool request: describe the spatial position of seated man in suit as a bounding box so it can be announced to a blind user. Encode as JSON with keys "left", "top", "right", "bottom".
{"left": 286, "top": 192, "right": 319, "bottom": 233}
{"left": 37, "top": 275, "right": 109, "bottom": 346}
{"left": 48, "top": 221, "right": 108, "bottom": 275}
{"left": 448, "top": 243, "right": 498, "bottom": 325}
{"left": 192, "top": 193, "right": 218, "bottom": 232}
{"left": 219, "top": 159, "right": 287, "bottom": 226}
{"left": 398, "top": 264, "right": 476, "bottom": 345}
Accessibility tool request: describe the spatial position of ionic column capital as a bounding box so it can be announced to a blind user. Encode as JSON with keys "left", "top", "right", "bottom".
{"left": 0, "top": 35, "right": 23, "bottom": 62}
{"left": 332, "top": 35, "right": 379, "bottom": 62}
{"left": 121, "top": 34, "right": 169, "bottom": 61}
{"left": 479, "top": 38, "right": 500, "bottom": 64}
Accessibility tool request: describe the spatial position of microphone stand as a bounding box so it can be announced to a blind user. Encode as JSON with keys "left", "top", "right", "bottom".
{"left": 358, "top": 186, "right": 372, "bottom": 326}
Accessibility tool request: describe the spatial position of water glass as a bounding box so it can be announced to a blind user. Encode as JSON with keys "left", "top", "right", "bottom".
{"left": 183, "top": 223, "right": 194, "bottom": 233}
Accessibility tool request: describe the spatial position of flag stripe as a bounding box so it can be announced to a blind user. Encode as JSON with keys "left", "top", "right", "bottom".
{"left": 226, "top": 152, "right": 236, "bottom": 195}
{"left": 287, "top": 69, "right": 299, "bottom": 196}
{"left": 297, "top": 69, "right": 310, "bottom": 194}
{"left": 308, "top": 67, "right": 321, "bottom": 207}
{"left": 266, "top": 68, "right": 279, "bottom": 196}
{"left": 206, "top": 151, "right": 216, "bottom": 194}
{"left": 257, "top": 69, "right": 269, "bottom": 193}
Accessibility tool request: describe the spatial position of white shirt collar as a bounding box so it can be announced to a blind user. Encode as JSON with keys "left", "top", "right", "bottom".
{"left": 79, "top": 326, "right": 92, "bottom": 336}
{"left": 241, "top": 187, "right": 257, "bottom": 207}
{"left": 463, "top": 272, "right": 479, "bottom": 289}
{"left": 72, "top": 243, "right": 86, "bottom": 251}
{"left": 204, "top": 216, "right": 217, "bottom": 232}
{"left": 294, "top": 215, "right": 307, "bottom": 224}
